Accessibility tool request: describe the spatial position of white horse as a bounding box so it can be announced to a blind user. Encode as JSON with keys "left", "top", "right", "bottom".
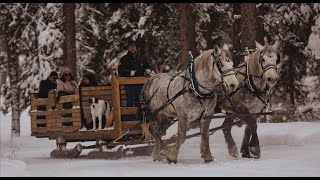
{"left": 139, "top": 45, "right": 239, "bottom": 163}
{"left": 219, "top": 40, "right": 280, "bottom": 158}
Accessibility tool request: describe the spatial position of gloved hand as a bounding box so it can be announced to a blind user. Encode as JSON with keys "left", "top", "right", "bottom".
{"left": 130, "top": 70, "right": 136, "bottom": 76}
{"left": 145, "top": 69, "right": 151, "bottom": 75}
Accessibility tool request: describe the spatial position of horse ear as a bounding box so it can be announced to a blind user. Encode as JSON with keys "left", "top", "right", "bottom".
{"left": 255, "top": 41, "right": 264, "bottom": 51}
{"left": 272, "top": 40, "right": 280, "bottom": 51}
{"left": 213, "top": 45, "right": 221, "bottom": 54}
{"left": 222, "top": 44, "right": 229, "bottom": 51}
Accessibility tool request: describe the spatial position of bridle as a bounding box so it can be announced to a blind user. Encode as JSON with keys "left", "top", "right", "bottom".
{"left": 254, "top": 49, "right": 279, "bottom": 78}
{"left": 188, "top": 51, "right": 235, "bottom": 98}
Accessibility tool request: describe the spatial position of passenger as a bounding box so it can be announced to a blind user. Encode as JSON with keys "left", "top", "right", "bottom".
{"left": 37, "top": 71, "right": 59, "bottom": 111}
{"left": 56, "top": 67, "right": 77, "bottom": 109}
{"left": 118, "top": 39, "right": 153, "bottom": 107}
{"left": 79, "top": 73, "right": 98, "bottom": 87}
{"left": 38, "top": 71, "right": 58, "bottom": 98}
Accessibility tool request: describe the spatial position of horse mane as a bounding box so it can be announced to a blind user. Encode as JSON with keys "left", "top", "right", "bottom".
{"left": 247, "top": 48, "right": 264, "bottom": 77}
{"left": 194, "top": 49, "right": 215, "bottom": 73}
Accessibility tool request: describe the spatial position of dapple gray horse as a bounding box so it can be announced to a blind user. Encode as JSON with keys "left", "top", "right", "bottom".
{"left": 139, "top": 45, "right": 239, "bottom": 163}
{"left": 218, "top": 40, "right": 280, "bottom": 159}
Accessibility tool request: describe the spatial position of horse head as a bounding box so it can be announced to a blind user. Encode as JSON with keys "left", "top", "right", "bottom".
{"left": 249, "top": 41, "right": 280, "bottom": 87}
{"left": 211, "top": 45, "right": 239, "bottom": 94}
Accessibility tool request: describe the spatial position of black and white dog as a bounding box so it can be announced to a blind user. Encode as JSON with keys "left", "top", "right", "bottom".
{"left": 89, "top": 97, "right": 111, "bottom": 130}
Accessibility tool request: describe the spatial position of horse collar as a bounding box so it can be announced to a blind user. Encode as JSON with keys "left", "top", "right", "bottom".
{"left": 189, "top": 60, "right": 218, "bottom": 99}
{"left": 244, "top": 75, "right": 268, "bottom": 96}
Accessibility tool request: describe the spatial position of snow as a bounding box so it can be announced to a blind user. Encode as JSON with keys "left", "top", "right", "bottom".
{"left": 1, "top": 108, "right": 320, "bottom": 177}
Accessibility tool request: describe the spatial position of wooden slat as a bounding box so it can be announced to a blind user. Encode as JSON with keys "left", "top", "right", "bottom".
{"left": 50, "top": 108, "right": 80, "bottom": 114}
{"left": 48, "top": 126, "right": 81, "bottom": 132}
{"left": 81, "top": 86, "right": 112, "bottom": 91}
{"left": 47, "top": 118, "right": 81, "bottom": 123}
{"left": 30, "top": 110, "right": 53, "bottom": 116}
{"left": 121, "top": 121, "right": 141, "bottom": 130}
{"left": 81, "top": 90, "right": 113, "bottom": 96}
{"left": 31, "top": 98, "right": 49, "bottom": 105}
{"left": 120, "top": 107, "right": 138, "bottom": 115}
{"left": 82, "top": 95, "right": 113, "bottom": 102}
{"left": 58, "top": 95, "right": 79, "bottom": 103}
{"left": 118, "top": 77, "right": 146, "bottom": 85}
{"left": 31, "top": 128, "right": 48, "bottom": 133}
{"left": 45, "top": 130, "right": 116, "bottom": 141}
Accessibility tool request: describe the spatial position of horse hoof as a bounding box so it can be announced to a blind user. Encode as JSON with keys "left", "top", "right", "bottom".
{"left": 228, "top": 145, "right": 239, "bottom": 158}
{"left": 249, "top": 151, "right": 261, "bottom": 159}
{"left": 204, "top": 159, "right": 213, "bottom": 163}
{"left": 251, "top": 154, "right": 261, "bottom": 159}
{"left": 167, "top": 158, "right": 177, "bottom": 164}
{"left": 241, "top": 152, "right": 251, "bottom": 158}
{"left": 249, "top": 146, "right": 261, "bottom": 159}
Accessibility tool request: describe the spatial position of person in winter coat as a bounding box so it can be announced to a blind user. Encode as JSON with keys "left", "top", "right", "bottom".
{"left": 56, "top": 67, "right": 77, "bottom": 109}
{"left": 118, "top": 40, "right": 152, "bottom": 107}
{"left": 57, "top": 67, "right": 77, "bottom": 97}
{"left": 38, "top": 71, "right": 59, "bottom": 98}
{"left": 79, "top": 73, "right": 98, "bottom": 87}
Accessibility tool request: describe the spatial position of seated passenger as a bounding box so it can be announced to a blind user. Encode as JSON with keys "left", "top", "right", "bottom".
{"left": 79, "top": 73, "right": 98, "bottom": 87}
{"left": 56, "top": 67, "right": 77, "bottom": 109}
{"left": 38, "top": 71, "right": 58, "bottom": 98}
{"left": 37, "top": 71, "right": 58, "bottom": 111}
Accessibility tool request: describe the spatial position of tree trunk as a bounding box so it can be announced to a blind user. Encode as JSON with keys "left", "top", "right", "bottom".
{"left": 256, "top": 3, "right": 267, "bottom": 45}
{"left": 240, "top": 3, "right": 257, "bottom": 52}
{"left": 63, "top": 3, "right": 77, "bottom": 80}
{"left": 179, "top": 3, "right": 197, "bottom": 70}
{"left": 233, "top": 3, "right": 242, "bottom": 66}
{"left": 6, "top": 24, "right": 21, "bottom": 136}
{"left": 0, "top": 16, "right": 8, "bottom": 93}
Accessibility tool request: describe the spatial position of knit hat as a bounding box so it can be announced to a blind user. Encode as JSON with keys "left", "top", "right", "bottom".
{"left": 127, "top": 39, "right": 137, "bottom": 48}
{"left": 60, "top": 67, "right": 72, "bottom": 76}
{"left": 49, "top": 71, "right": 58, "bottom": 78}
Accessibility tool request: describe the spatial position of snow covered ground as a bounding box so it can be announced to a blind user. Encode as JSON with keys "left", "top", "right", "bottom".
{"left": 1, "top": 107, "right": 320, "bottom": 177}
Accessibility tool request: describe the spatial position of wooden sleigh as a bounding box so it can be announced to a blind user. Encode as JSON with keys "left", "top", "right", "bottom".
{"left": 29, "top": 68, "right": 149, "bottom": 158}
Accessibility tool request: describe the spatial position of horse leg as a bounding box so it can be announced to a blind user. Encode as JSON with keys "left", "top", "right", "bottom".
{"left": 222, "top": 116, "right": 239, "bottom": 157}
{"left": 149, "top": 121, "right": 163, "bottom": 161}
{"left": 200, "top": 118, "right": 213, "bottom": 163}
{"left": 249, "top": 118, "right": 260, "bottom": 159}
{"left": 165, "top": 120, "right": 187, "bottom": 164}
{"left": 240, "top": 114, "right": 256, "bottom": 158}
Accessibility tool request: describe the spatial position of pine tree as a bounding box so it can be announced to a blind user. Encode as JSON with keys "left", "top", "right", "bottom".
{"left": 264, "top": 3, "right": 316, "bottom": 105}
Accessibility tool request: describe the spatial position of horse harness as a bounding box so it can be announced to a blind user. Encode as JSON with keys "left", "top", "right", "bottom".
{"left": 218, "top": 50, "right": 278, "bottom": 113}
{"left": 140, "top": 52, "right": 235, "bottom": 123}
